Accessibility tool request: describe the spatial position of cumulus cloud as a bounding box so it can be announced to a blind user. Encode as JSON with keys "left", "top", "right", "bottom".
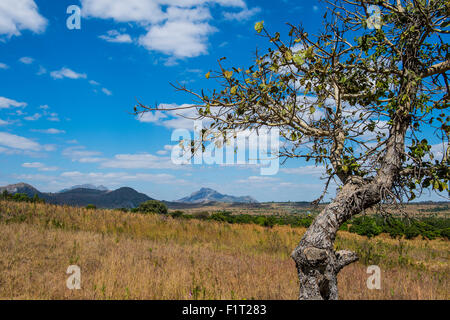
{"left": 99, "top": 30, "right": 132, "bottom": 43}
{"left": 50, "top": 67, "right": 87, "bottom": 80}
{"left": 0, "top": 62, "right": 9, "bottom": 69}
{"left": 139, "top": 20, "right": 216, "bottom": 58}
{"left": 0, "top": 0, "right": 47, "bottom": 39}
{"left": 81, "top": 0, "right": 246, "bottom": 59}
{"left": 0, "top": 96, "right": 27, "bottom": 109}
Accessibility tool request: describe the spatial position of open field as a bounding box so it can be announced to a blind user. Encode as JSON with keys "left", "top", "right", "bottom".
{"left": 169, "top": 201, "right": 450, "bottom": 218}
{"left": 0, "top": 200, "right": 448, "bottom": 299}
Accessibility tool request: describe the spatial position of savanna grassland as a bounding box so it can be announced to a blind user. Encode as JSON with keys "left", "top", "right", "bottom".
{"left": 0, "top": 200, "right": 448, "bottom": 300}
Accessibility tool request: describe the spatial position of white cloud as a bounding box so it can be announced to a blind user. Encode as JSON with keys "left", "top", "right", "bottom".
{"left": 39, "top": 104, "right": 49, "bottom": 110}
{"left": 156, "top": 145, "right": 173, "bottom": 155}
{"left": 0, "top": 131, "right": 41, "bottom": 151}
{"left": 0, "top": 119, "right": 9, "bottom": 125}
{"left": 280, "top": 165, "right": 326, "bottom": 176}
{"left": 89, "top": 80, "right": 100, "bottom": 86}
{"left": 50, "top": 67, "right": 87, "bottom": 80}
{"left": 22, "top": 162, "right": 43, "bottom": 168}
{"left": 99, "top": 30, "right": 132, "bottom": 43}
{"left": 36, "top": 65, "right": 46, "bottom": 75}
{"left": 56, "top": 171, "right": 188, "bottom": 186}
{"left": 223, "top": 7, "right": 260, "bottom": 21}
{"left": 19, "top": 56, "right": 34, "bottom": 64}
{"left": 0, "top": 62, "right": 9, "bottom": 69}
{"left": 31, "top": 128, "right": 66, "bottom": 134}
{"left": 78, "top": 157, "right": 105, "bottom": 163}
{"left": 24, "top": 113, "right": 41, "bottom": 121}
{"left": 22, "top": 162, "right": 58, "bottom": 171}
{"left": 63, "top": 146, "right": 102, "bottom": 161}
{"left": 0, "top": 0, "right": 47, "bottom": 39}
{"left": 101, "top": 153, "right": 180, "bottom": 170}
{"left": 139, "top": 20, "right": 216, "bottom": 58}
{"left": 137, "top": 103, "right": 200, "bottom": 129}
{"left": 47, "top": 114, "right": 60, "bottom": 122}
{"left": 0, "top": 96, "right": 27, "bottom": 109}
{"left": 81, "top": 0, "right": 246, "bottom": 59}
{"left": 101, "top": 88, "right": 112, "bottom": 96}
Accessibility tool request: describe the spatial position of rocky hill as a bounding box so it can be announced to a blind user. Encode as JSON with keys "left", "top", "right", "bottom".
{"left": 0, "top": 183, "right": 152, "bottom": 209}
{"left": 177, "top": 188, "right": 258, "bottom": 204}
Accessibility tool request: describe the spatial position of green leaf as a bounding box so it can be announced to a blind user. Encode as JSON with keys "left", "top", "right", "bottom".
{"left": 293, "top": 53, "right": 305, "bottom": 65}
{"left": 254, "top": 21, "right": 264, "bottom": 33}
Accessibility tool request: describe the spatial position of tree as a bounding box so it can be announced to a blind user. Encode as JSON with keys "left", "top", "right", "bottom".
{"left": 135, "top": 0, "right": 449, "bottom": 300}
{"left": 137, "top": 200, "right": 168, "bottom": 214}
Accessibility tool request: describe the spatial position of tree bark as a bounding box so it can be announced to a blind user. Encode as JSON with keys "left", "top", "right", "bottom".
{"left": 291, "top": 182, "right": 367, "bottom": 300}
{"left": 291, "top": 115, "right": 410, "bottom": 300}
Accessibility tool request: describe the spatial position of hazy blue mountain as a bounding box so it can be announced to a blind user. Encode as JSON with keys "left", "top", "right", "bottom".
{"left": 59, "top": 184, "right": 109, "bottom": 193}
{"left": 0, "top": 183, "right": 47, "bottom": 199}
{"left": 0, "top": 183, "right": 151, "bottom": 209}
{"left": 177, "top": 188, "right": 258, "bottom": 204}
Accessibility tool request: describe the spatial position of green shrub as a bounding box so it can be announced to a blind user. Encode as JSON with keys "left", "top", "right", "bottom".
{"left": 169, "top": 210, "right": 184, "bottom": 218}
{"left": 137, "top": 200, "right": 168, "bottom": 214}
{"left": 85, "top": 204, "right": 97, "bottom": 210}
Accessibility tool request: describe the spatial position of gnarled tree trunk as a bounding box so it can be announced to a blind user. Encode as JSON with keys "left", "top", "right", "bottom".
{"left": 291, "top": 182, "right": 375, "bottom": 300}
{"left": 291, "top": 117, "right": 410, "bottom": 300}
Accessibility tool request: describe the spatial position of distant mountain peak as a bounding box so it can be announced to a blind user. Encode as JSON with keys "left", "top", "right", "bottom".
{"left": 177, "top": 188, "right": 258, "bottom": 204}
{"left": 59, "top": 184, "right": 109, "bottom": 193}
{"left": 0, "top": 182, "right": 151, "bottom": 209}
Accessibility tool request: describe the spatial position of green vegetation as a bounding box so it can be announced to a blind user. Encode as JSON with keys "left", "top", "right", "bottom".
{"left": 161, "top": 210, "right": 450, "bottom": 240}
{"left": 0, "top": 190, "right": 45, "bottom": 204}
{"left": 86, "top": 204, "right": 97, "bottom": 210}
{"left": 135, "top": 200, "right": 168, "bottom": 214}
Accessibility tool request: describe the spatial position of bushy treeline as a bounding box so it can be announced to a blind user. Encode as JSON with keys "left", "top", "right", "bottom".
{"left": 0, "top": 191, "right": 45, "bottom": 204}
{"left": 118, "top": 200, "right": 169, "bottom": 215}
{"left": 341, "top": 215, "right": 450, "bottom": 240}
{"left": 159, "top": 209, "right": 450, "bottom": 240}
{"left": 171, "top": 210, "right": 314, "bottom": 228}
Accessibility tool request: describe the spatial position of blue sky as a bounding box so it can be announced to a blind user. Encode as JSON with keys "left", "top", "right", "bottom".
{"left": 0, "top": 0, "right": 446, "bottom": 202}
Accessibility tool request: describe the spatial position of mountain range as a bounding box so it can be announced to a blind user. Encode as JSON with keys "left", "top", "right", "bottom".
{"left": 176, "top": 188, "right": 258, "bottom": 204}
{"left": 59, "top": 184, "right": 108, "bottom": 193}
{"left": 0, "top": 183, "right": 258, "bottom": 208}
{"left": 0, "top": 183, "right": 152, "bottom": 209}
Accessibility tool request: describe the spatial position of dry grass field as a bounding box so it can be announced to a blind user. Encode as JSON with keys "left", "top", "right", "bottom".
{"left": 0, "top": 200, "right": 448, "bottom": 300}
{"left": 175, "top": 201, "right": 450, "bottom": 218}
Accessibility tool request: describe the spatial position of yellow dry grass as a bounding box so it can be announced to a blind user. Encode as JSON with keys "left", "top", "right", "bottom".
{"left": 0, "top": 201, "right": 448, "bottom": 300}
